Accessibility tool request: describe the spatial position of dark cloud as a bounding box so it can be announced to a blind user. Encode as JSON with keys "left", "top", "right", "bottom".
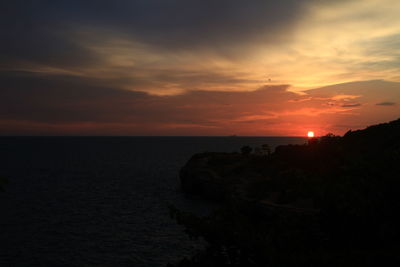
{"left": 98, "top": 0, "right": 312, "bottom": 49}
{"left": 341, "top": 103, "right": 361, "bottom": 108}
{"left": 0, "top": 71, "right": 149, "bottom": 123}
{"left": 0, "top": 0, "right": 316, "bottom": 69}
{"left": 105, "top": 68, "right": 262, "bottom": 94}
{"left": 0, "top": 71, "right": 296, "bottom": 134}
{"left": 1, "top": 1, "right": 399, "bottom": 135}
{"left": 1, "top": 72, "right": 400, "bottom": 135}
{"left": 376, "top": 101, "right": 396, "bottom": 106}
{"left": 0, "top": 2, "right": 101, "bottom": 68}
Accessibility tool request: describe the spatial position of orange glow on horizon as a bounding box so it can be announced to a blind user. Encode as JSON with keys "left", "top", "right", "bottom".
{"left": 307, "top": 131, "right": 315, "bottom": 138}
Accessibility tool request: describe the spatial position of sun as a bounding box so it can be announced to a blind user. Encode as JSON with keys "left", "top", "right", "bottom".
{"left": 307, "top": 131, "right": 315, "bottom": 138}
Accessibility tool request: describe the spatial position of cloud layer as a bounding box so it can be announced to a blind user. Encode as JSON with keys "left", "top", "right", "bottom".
{"left": 1, "top": 0, "right": 400, "bottom": 135}
{"left": 1, "top": 71, "right": 399, "bottom": 135}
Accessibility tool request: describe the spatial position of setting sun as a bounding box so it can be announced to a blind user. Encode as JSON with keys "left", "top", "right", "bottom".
{"left": 307, "top": 131, "right": 315, "bottom": 138}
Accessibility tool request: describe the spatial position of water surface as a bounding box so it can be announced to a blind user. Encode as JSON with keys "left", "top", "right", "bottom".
{"left": 0, "top": 137, "right": 306, "bottom": 267}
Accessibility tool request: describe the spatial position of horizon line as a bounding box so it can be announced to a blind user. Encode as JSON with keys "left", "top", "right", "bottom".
{"left": 0, "top": 135, "right": 309, "bottom": 138}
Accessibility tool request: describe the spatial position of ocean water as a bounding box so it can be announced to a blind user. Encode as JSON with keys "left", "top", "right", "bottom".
{"left": 0, "top": 137, "right": 306, "bottom": 267}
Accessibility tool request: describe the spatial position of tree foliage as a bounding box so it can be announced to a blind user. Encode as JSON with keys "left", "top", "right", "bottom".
{"left": 0, "top": 177, "right": 7, "bottom": 192}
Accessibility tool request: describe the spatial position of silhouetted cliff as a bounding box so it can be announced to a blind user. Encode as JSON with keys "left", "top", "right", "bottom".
{"left": 170, "top": 118, "right": 400, "bottom": 266}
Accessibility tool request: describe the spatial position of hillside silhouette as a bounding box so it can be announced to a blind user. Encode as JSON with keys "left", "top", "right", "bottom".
{"left": 170, "top": 118, "right": 400, "bottom": 266}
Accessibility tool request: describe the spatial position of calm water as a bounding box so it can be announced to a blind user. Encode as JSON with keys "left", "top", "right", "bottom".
{"left": 0, "top": 137, "right": 305, "bottom": 267}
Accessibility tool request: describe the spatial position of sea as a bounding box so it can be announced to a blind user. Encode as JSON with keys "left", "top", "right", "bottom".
{"left": 0, "top": 137, "right": 306, "bottom": 267}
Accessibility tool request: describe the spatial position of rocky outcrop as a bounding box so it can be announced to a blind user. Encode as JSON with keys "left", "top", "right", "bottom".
{"left": 179, "top": 152, "right": 254, "bottom": 201}
{"left": 173, "top": 118, "right": 400, "bottom": 267}
{"left": 180, "top": 153, "right": 228, "bottom": 201}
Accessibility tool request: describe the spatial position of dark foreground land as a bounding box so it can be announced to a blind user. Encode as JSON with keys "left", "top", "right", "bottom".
{"left": 170, "top": 119, "right": 400, "bottom": 266}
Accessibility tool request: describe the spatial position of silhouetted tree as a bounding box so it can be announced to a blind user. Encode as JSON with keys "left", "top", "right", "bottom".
{"left": 0, "top": 177, "right": 6, "bottom": 192}
{"left": 240, "top": 146, "right": 252, "bottom": 155}
{"left": 261, "top": 144, "right": 271, "bottom": 155}
{"left": 254, "top": 147, "right": 262, "bottom": 155}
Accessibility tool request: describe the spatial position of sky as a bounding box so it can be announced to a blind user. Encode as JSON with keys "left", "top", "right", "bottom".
{"left": 1, "top": 0, "right": 399, "bottom": 136}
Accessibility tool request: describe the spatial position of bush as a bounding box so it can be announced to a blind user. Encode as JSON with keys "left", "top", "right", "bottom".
{"left": 240, "top": 146, "right": 252, "bottom": 155}
{"left": 0, "top": 177, "right": 6, "bottom": 192}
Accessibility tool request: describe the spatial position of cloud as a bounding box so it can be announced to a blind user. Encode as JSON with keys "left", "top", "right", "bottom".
{"left": 341, "top": 103, "right": 362, "bottom": 108}
{"left": 2, "top": 0, "right": 400, "bottom": 95}
{"left": 0, "top": 1, "right": 315, "bottom": 69}
{"left": 304, "top": 80, "right": 400, "bottom": 132}
{"left": 1, "top": 1, "right": 400, "bottom": 135}
{"left": 1, "top": 70, "right": 399, "bottom": 136}
{"left": 0, "top": 0, "right": 323, "bottom": 96}
{"left": 331, "top": 94, "right": 361, "bottom": 100}
{"left": 0, "top": 71, "right": 308, "bottom": 135}
{"left": 376, "top": 101, "right": 396, "bottom": 106}
{"left": 0, "top": 2, "right": 101, "bottom": 69}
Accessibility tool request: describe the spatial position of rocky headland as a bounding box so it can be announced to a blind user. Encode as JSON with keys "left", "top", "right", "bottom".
{"left": 170, "top": 118, "right": 400, "bottom": 266}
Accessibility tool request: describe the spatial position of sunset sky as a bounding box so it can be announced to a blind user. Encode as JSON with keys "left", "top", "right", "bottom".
{"left": 1, "top": 0, "right": 399, "bottom": 136}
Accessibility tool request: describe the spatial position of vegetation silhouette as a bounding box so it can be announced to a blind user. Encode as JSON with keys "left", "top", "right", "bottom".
{"left": 240, "top": 145, "right": 253, "bottom": 155}
{"left": 170, "top": 118, "right": 400, "bottom": 266}
{"left": 0, "top": 177, "right": 7, "bottom": 192}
